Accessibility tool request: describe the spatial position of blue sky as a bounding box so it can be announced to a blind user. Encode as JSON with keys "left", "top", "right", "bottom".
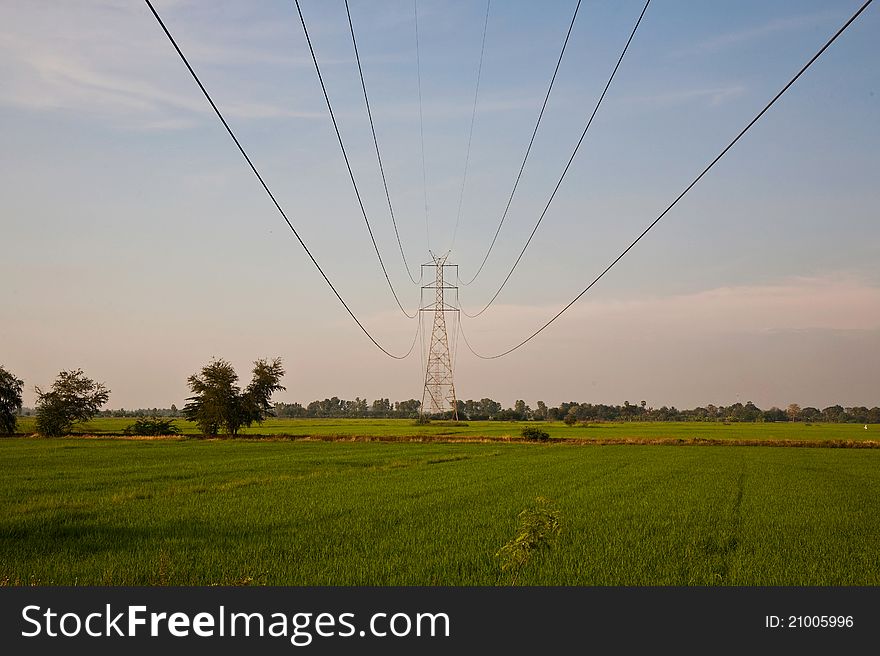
{"left": 2, "top": 0, "right": 878, "bottom": 409}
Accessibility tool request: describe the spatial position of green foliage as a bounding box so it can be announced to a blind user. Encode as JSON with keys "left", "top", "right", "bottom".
{"left": 182, "top": 358, "right": 237, "bottom": 436}
{"left": 496, "top": 497, "right": 561, "bottom": 584}
{"left": 521, "top": 426, "right": 550, "bottom": 441}
{"left": 34, "top": 369, "right": 110, "bottom": 437}
{"left": 183, "top": 357, "right": 285, "bottom": 436}
{"left": 245, "top": 358, "right": 287, "bottom": 425}
{"left": 563, "top": 410, "right": 578, "bottom": 426}
{"left": 0, "top": 365, "right": 24, "bottom": 435}
{"left": 123, "top": 416, "right": 180, "bottom": 436}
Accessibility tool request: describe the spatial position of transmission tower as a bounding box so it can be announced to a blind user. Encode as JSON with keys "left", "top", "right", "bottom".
{"left": 420, "top": 252, "right": 459, "bottom": 419}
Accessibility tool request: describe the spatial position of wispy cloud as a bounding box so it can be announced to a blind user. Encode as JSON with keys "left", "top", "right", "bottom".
{"left": 375, "top": 92, "right": 542, "bottom": 121}
{"left": 389, "top": 273, "right": 880, "bottom": 408}
{"left": 0, "top": 1, "right": 323, "bottom": 129}
{"left": 623, "top": 84, "right": 747, "bottom": 109}
{"left": 675, "top": 12, "right": 834, "bottom": 57}
{"left": 456, "top": 274, "right": 880, "bottom": 345}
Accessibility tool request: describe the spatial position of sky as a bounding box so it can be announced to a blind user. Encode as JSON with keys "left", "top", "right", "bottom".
{"left": 2, "top": 0, "right": 878, "bottom": 410}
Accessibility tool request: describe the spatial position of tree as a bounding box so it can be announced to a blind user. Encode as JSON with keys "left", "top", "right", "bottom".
{"left": 370, "top": 398, "right": 392, "bottom": 417}
{"left": 533, "top": 401, "right": 548, "bottom": 421}
{"left": 786, "top": 403, "right": 801, "bottom": 422}
{"left": 183, "top": 357, "right": 285, "bottom": 436}
{"left": 243, "top": 357, "right": 286, "bottom": 427}
{"left": 395, "top": 399, "right": 421, "bottom": 418}
{"left": 479, "top": 398, "right": 502, "bottom": 419}
{"left": 762, "top": 407, "right": 787, "bottom": 423}
{"left": 821, "top": 405, "right": 845, "bottom": 423}
{"left": 35, "top": 369, "right": 110, "bottom": 436}
{"left": 0, "top": 365, "right": 24, "bottom": 435}
{"left": 514, "top": 400, "right": 531, "bottom": 420}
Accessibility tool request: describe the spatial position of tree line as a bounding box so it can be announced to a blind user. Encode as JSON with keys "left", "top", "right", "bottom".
{"left": 2, "top": 361, "right": 878, "bottom": 438}
{"left": 275, "top": 398, "right": 880, "bottom": 424}
{"left": 548, "top": 401, "right": 880, "bottom": 425}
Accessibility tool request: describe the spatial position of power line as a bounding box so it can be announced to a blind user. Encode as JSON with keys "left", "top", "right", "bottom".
{"left": 462, "top": 0, "right": 651, "bottom": 317}
{"left": 418, "top": 301, "right": 427, "bottom": 394}
{"left": 344, "top": 0, "right": 421, "bottom": 285}
{"left": 449, "top": 0, "right": 492, "bottom": 254}
{"left": 395, "top": 311, "right": 423, "bottom": 360}
{"left": 459, "top": 0, "right": 582, "bottom": 286}
{"left": 294, "top": 0, "right": 418, "bottom": 319}
{"left": 414, "top": 0, "right": 431, "bottom": 251}
{"left": 449, "top": 289, "right": 462, "bottom": 377}
{"left": 142, "top": 0, "right": 415, "bottom": 360}
{"left": 460, "top": 0, "right": 874, "bottom": 359}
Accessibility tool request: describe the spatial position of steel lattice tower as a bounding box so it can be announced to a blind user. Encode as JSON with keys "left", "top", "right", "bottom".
{"left": 420, "top": 252, "right": 459, "bottom": 419}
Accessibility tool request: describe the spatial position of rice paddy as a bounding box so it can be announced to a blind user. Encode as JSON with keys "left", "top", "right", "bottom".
{"left": 2, "top": 433, "right": 878, "bottom": 586}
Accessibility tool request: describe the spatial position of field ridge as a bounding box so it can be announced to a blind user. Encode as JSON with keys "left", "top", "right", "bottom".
{"left": 7, "top": 433, "right": 880, "bottom": 448}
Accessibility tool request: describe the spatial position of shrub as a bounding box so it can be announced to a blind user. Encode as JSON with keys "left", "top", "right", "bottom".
{"left": 496, "top": 497, "right": 561, "bottom": 584}
{"left": 521, "top": 426, "right": 550, "bottom": 441}
{"left": 123, "top": 416, "right": 180, "bottom": 436}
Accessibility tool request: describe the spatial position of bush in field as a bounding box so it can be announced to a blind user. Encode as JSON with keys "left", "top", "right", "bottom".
{"left": 496, "top": 497, "right": 561, "bottom": 584}
{"left": 521, "top": 426, "right": 550, "bottom": 441}
{"left": 35, "top": 369, "right": 110, "bottom": 436}
{"left": 123, "top": 416, "right": 180, "bottom": 436}
{"left": 0, "top": 365, "right": 24, "bottom": 435}
{"left": 563, "top": 409, "right": 578, "bottom": 426}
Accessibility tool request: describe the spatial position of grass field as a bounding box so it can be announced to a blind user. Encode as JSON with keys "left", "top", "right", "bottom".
{"left": 11, "top": 416, "right": 877, "bottom": 442}
{"left": 2, "top": 436, "right": 879, "bottom": 586}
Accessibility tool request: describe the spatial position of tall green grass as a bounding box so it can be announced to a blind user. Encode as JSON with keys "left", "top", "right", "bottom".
{"left": 1, "top": 439, "right": 878, "bottom": 585}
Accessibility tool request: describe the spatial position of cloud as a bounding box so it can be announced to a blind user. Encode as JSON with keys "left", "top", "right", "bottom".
{"left": 675, "top": 12, "right": 835, "bottom": 57}
{"left": 0, "top": 1, "right": 322, "bottom": 129}
{"left": 440, "top": 274, "right": 880, "bottom": 408}
{"left": 375, "top": 92, "right": 542, "bottom": 121}
{"left": 622, "top": 84, "right": 747, "bottom": 109}
{"left": 455, "top": 274, "right": 880, "bottom": 352}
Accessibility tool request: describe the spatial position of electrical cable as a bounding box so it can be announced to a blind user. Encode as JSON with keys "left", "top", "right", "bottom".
{"left": 458, "top": 0, "right": 582, "bottom": 286}
{"left": 450, "top": 295, "right": 461, "bottom": 373}
{"left": 449, "top": 0, "right": 492, "bottom": 254}
{"left": 143, "top": 0, "right": 415, "bottom": 359}
{"left": 396, "top": 309, "right": 422, "bottom": 360}
{"left": 418, "top": 293, "right": 426, "bottom": 383}
{"left": 414, "top": 0, "right": 431, "bottom": 251}
{"left": 460, "top": 0, "right": 873, "bottom": 358}
{"left": 294, "top": 0, "right": 418, "bottom": 318}
{"left": 344, "top": 0, "right": 422, "bottom": 285}
{"left": 461, "top": 0, "right": 651, "bottom": 317}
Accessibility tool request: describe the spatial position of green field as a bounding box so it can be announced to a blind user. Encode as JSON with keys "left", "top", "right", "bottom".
{"left": 2, "top": 436, "right": 879, "bottom": 585}
{"left": 12, "top": 416, "right": 877, "bottom": 443}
